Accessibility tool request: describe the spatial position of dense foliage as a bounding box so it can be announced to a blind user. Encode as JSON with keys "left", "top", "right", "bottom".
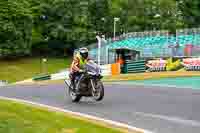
{"left": 0, "top": 0, "right": 200, "bottom": 58}
{"left": 0, "top": 0, "right": 32, "bottom": 58}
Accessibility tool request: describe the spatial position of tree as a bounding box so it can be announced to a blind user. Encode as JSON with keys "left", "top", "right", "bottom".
{"left": 0, "top": 0, "right": 33, "bottom": 58}
{"left": 1, "top": 0, "right": 200, "bottom": 58}
{"left": 176, "top": 0, "right": 200, "bottom": 28}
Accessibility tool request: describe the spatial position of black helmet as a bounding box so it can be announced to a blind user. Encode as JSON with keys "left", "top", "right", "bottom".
{"left": 79, "top": 47, "right": 89, "bottom": 59}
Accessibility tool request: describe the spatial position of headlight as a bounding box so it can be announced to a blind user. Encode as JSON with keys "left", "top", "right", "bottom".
{"left": 88, "top": 71, "right": 96, "bottom": 75}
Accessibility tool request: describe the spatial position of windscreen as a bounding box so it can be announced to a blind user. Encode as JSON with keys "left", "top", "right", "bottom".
{"left": 85, "top": 61, "right": 101, "bottom": 75}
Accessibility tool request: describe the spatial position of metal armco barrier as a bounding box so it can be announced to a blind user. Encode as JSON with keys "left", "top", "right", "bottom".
{"left": 124, "top": 60, "right": 146, "bottom": 73}
{"left": 51, "top": 71, "right": 69, "bottom": 80}
{"left": 33, "top": 63, "right": 119, "bottom": 82}
{"left": 32, "top": 75, "right": 51, "bottom": 81}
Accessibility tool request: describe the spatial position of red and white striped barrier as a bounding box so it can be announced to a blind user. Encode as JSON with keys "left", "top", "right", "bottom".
{"left": 146, "top": 59, "right": 167, "bottom": 72}
{"left": 182, "top": 58, "right": 200, "bottom": 71}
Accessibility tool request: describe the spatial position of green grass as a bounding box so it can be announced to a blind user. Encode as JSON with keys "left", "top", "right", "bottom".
{"left": 0, "top": 57, "right": 71, "bottom": 83}
{"left": 0, "top": 99, "right": 122, "bottom": 133}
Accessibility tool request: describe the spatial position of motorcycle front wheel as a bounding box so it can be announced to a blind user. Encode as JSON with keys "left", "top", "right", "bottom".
{"left": 69, "top": 87, "right": 82, "bottom": 102}
{"left": 92, "top": 80, "right": 104, "bottom": 101}
{"left": 66, "top": 80, "right": 82, "bottom": 103}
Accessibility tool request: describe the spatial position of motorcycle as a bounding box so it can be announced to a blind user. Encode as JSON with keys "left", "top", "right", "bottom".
{"left": 64, "top": 60, "right": 104, "bottom": 102}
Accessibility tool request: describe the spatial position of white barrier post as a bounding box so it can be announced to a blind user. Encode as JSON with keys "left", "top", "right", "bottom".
{"left": 100, "top": 64, "right": 112, "bottom": 76}
{"left": 0, "top": 80, "right": 8, "bottom": 86}
{"left": 96, "top": 36, "right": 101, "bottom": 66}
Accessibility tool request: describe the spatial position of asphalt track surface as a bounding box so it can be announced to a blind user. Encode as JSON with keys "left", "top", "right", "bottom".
{"left": 0, "top": 82, "right": 200, "bottom": 133}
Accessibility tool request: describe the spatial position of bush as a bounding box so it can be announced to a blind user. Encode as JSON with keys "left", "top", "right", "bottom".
{"left": 166, "top": 58, "right": 182, "bottom": 71}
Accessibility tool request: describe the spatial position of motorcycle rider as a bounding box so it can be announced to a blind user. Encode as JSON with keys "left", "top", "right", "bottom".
{"left": 69, "top": 47, "right": 90, "bottom": 93}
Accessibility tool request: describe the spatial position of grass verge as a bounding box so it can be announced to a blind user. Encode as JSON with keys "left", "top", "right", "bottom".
{"left": 0, "top": 99, "right": 124, "bottom": 133}
{"left": 0, "top": 57, "right": 71, "bottom": 83}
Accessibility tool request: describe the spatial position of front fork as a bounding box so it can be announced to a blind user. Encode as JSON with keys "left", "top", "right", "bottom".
{"left": 90, "top": 79, "right": 96, "bottom": 93}
{"left": 75, "top": 74, "right": 84, "bottom": 90}
{"left": 64, "top": 79, "right": 72, "bottom": 89}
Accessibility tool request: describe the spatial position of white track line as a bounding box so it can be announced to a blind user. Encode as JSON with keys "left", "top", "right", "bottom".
{"left": 134, "top": 112, "right": 200, "bottom": 127}
{"left": 0, "top": 96, "right": 153, "bottom": 133}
